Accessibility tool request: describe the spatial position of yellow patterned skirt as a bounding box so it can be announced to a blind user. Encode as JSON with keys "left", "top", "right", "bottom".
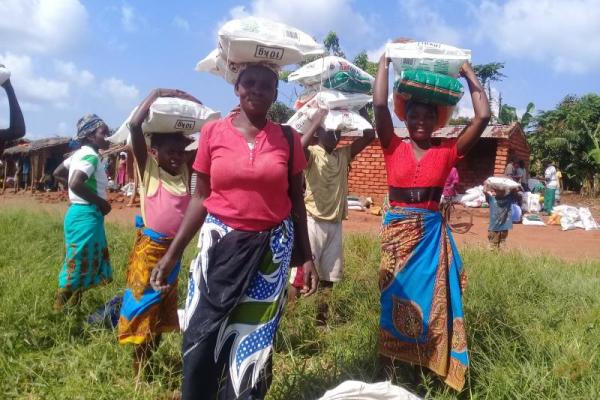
{"left": 117, "top": 229, "right": 180, "bottom": 345}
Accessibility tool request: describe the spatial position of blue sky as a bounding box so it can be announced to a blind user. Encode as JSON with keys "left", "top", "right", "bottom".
{"left": 1, "top": 0, "right": 599, "bottom": 139}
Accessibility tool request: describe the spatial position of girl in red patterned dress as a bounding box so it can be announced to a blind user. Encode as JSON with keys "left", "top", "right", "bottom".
{"left": 372, "top": 40, "right": 490, "bottom": 391}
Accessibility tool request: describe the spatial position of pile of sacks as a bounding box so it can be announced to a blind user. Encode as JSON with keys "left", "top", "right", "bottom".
{"left": 550, "top": 205, "right": 600, "bottom": 231}
{"left": 456, "top": 186, "right": 485, "bottom": 208}
{"left": 196, "top": 17, "right": 324, "bottom": 84}
{"left": 286, "top": 56, "right": 374, "bottom": 134}
{"left": 386, "top": 41, "right": 471, "bottom": 129}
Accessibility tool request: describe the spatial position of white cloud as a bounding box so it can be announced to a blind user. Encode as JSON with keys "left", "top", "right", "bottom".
{"left": 367, "top": 41, "right": 389, "bottom": 62}
{"left": 226, "top": 0, "right": 373, "bottom": 44}
{"left": 173, "top": 16, "right": 191, "bottom": 32}
{"left": 54, "top": 60, "right": 95, "bottom": 87}
{"left": 57, "top": 121, "right": 68, "bottom": 135}
{"left": 121, "top": 4, "right": 136, "bottom": 32}
{"left": 475, "top": 0, "right": 600, "bottom": 73}
{"left": 100, "top": 78, "right": 139, "bottom": 110}
{"left": 0, "top": 52, "right": 69, "bottom": 104}
{"left": 398, "top": 0, "right": 461, "bottom": 45}
{"left": 0, "top": 0, "right": 88, "bottom": 54}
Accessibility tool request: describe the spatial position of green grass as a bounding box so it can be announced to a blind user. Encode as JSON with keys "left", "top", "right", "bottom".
{"left": 0, "top": 209, "right": 599, "bottom": 399}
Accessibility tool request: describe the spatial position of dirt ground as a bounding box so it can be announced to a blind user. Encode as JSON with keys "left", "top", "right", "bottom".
{"left": 1, "top": 191, "right": 600, "bottom": 263}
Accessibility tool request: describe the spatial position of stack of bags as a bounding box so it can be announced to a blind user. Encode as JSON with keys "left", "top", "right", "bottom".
{"left": 386, "top": 41, "right": 471, "bottom": 129}
{"left": 196, "top": 17, "right": 324, "bottom": 84}
{"left": 286, "top": 56, "right": 374, "bottom": 134}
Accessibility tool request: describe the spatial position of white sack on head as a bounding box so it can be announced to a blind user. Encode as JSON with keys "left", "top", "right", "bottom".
{"left": 218, "top": 17, "right": 324, "bottom": 66}
{"left": 288, "top": 56, "right": 374, "bottom": 93}
{"left": 287, "top": 103, "right": 372, "bottom": 134}
{"left": 108, "top": 97, "right": 220, "bottom": 144}
{"left": 385, "top": 41, "right": 471, "bottom": 78}
{"left": 484, "top": 176, "right": 520, "bottom": 191}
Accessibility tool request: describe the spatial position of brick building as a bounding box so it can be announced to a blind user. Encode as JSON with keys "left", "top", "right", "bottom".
{"left": 341, "top": 123, "right": 529, "bottom": 205}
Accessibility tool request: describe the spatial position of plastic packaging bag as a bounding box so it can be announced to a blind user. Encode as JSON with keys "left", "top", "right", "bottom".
{"left": 286, "top": 103, "right": 372, "bottom": 134}
{"left": 218, "top": 17, "right": 324, "bottom": 66}
{"left": 288, "top": 56, "right": 375, "bottom": 93}
{"left": 521, "top": 192, "right": 541, "bottom": 213}
{"left": 394, "top": 70, "right": 464, "bottom": 106}
{"left": 386, "top": 41, "right": 471, "bottom": 78}
{"left": 318, "top": 380, "right": 422, "bottom": 400}
{"left": 310, "top": 89, "right": 371, "bottom": 111}
{"left": 579, "top": 207, "right": 600, "bottom": 230}
{"left": 109, "top": 97, "right": 220, "bottom": 144}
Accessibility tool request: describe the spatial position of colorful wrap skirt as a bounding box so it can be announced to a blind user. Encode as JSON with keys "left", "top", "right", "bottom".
{"left": 118, "top": 222, "right": 180, "bottom": 345}
{"left": 379, "top": 207, "right": 468, "bottom": 391}
{"left": 181, "top": 214, "right": 293, "bottom": 400}
{"left": 58, "top": 204, "right": 112, "bottom": 292}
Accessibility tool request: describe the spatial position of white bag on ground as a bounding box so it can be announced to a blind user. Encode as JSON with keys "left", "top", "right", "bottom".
{"left": 579, "top": 207, "right": 600, "bottom": 230}
{"left": 288, "top": 56, "right": 375, "bottom": 93}
{"left": 385, "top": 41, "right": 471, "bottom": 78}
{"left": 109, "top": 98, "right": 220, "bottom": 144}
{"left": 218, "top": 17, "right": 324, "bottom": 65}
{"left": 318, "top": 380, "right": 422, "bottom": 400}
{"left": 0, "top": 65, "right": 10, "bottom": 86}
{"left": 521, "top": 192, "right": 541, "bottom": 213}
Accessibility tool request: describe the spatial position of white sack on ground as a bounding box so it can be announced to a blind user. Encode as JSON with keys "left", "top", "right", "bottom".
{"left": 318, "top": 380, "right": 422, "bottom": 400}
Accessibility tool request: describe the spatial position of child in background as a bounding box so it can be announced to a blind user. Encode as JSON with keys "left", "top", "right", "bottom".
{"left": 485, "top": 184, "right": 516, "bottom": 250}
{"left": 117, "top": 88, "right": 198, "bottom": 380}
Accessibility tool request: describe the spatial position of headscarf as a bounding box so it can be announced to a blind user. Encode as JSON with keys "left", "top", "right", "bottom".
{"left": 74, "top": 113, "right": 107, "bottom": 142}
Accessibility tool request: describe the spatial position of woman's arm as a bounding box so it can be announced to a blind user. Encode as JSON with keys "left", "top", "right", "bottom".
{"left": 456, "top": 63, "right": 491, "bottom": 156}
{"left": 69, "top": 171, "right": 111, "bottom": 215}
{"left": 0, "top": 80, "right": 26, "bottom": 149}
{"left": 289, "top": 171, "right": 319, "bottom": 296}
{"left": 52, "top": 163, "right": 69, "bottom": 187}
{"left": 373, "top": 55, "right": 395, "bottom": 149}
{"left": 151, "top": 172, "right": 210, "bottom": 291}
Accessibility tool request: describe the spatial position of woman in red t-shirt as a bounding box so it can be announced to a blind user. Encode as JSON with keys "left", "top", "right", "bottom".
{"left": 150, "top": 65, "right": 318, "bottom": 400}
{"left": 372, "top": 42, "right": 490, "bottom": 391}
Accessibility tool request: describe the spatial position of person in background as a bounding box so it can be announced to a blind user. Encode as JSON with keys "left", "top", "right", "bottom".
{"left": 116, "top": 152, "right": 128, "bottom": 188}
{"left": 54, "top": 114, "right": 112, "bottom": 309}
{"left": 517, "top": 160, "right": 529, "bottom": 191}
{"left": 544, "top": 160, "right": 558, "bottom": 213}
{"left": 442, "top": 166, "right": 459, "bottom": 202}
{"left": 0, "top": 64, "right": 26, "bottom": 154}
{"left": 298, "top": 107, "right": 376, "bottom": 324}
{"left": 504, "top": 157, "right": 518, "bottom": 179}
{"left": 484, "top": 184, "right": 517, "bottom": 250}
{"left": 117, "top": 88, "right": 197, "bottom": 381}
{"left": 555, "top": 167, "right": 563, "bottom": 204}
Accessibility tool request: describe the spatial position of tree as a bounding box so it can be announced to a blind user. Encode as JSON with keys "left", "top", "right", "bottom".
{"left": 498, "top": 102, "right": 535, "bottom": 130}
{"left": 267, "top": 101, "right": 295, "bottom": 123}
{"left": 323, "top": 31, "right": 345, "bottom": 58}
{"left": 473, "top": 62, "right": 506, "bottom": 119}
{"left": 528, "top": 94, "right": 600, "bottom": 195}
{"left": 352, "top": 51, "right": 378, "bottom": 77}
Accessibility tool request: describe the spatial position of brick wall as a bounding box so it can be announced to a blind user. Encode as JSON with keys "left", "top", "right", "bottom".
{"left": 509, "top": 129, "right": 531, "bottom": 169}
{"left": 456, "top": 138, "right": 497, "bottom": 190}
{"left": 340, "top": 138, "right": 388, "bottom": 205}
{"left": 493, "top": 128, "right": 531, "bottom": 176}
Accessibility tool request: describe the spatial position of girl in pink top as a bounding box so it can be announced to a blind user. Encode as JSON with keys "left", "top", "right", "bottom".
{"left": 373, "top": 39, "right": 490, "bottom": 391}
{"left": 151, "top": 65, "right": 318, "bottom": 400}
{"left": 117, "top": 88, "right": 198, "bottom": 381}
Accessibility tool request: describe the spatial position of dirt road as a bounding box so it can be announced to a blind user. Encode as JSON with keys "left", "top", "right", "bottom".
{"left": 2, "top": 191, "right": 599, "bottom": 262}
